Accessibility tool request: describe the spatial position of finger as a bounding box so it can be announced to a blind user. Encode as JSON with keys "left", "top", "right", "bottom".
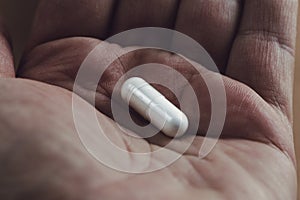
{"left": 226, "top": 0, "right": 298, "bottom": 119}
{"left": 175, "top": 0, "right": 241, "bottom": 72}
{"left": 0, "top": 19, "right": 14, "bottom": 78}
{"left": 110, "top": 0, "right": 180, "bottom": 35}
{"left": 26, "top": 0, "right": 116, "bottom": 50}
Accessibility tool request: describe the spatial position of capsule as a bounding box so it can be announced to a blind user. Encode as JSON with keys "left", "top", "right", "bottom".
{"left": 121, "top": 77, "right": 189, "bottom": 138}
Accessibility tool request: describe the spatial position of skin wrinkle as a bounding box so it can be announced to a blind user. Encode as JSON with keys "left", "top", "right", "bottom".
{"left": 0, "top": 0, "right": 297, "bottom": 199}
{"left": 174, "top": 156, "right": 209, "bottom": 189}
{"left": 185, "top": 153, "right": 237, "bottom": 199}
{"left": 110, "top": 0, "right": 179, "bottom": 36}
{"left": 0, "top": 78, "right": 296, "bottom": 198}
{"left": 21, "top": 38, "right": 90, "bottom": 74}
{"left": 231, "top": 37, "right": 293, "bottom": 117}
{"left": 250, "top": 143, "right": 294, "bottom": 198}
{"left": 226, "top": 0, "right": 298, "bottom": 122}
{"left": 175, "top": 0, "right": 241, "bottom": 71}
{"left": 26, "top": 0, "right": 116, "bottom": 50}
{"left": 0, "top": 80, "right": 129, "bottom": 182}
{"left": 21, "top": 35, "right": 298, "bottom": 161}
{"left": 228, "top": 45, "right": 291, "bottom": 117}
{"left": 19, "top": 37, "right": 295, "bottom": 159}
{"left": 187, "top": 147, "right": 275, "bottom": 200}
{"left": 238, "top": 30, "right": 296, "bottom": 56}
{"left": 165, "top": 158, "right": 205, "bottom": 191}
{"left": 246, "top": 98, "right": 295, "bottom": 164}
{"left": 224, "top": 142, "right": 282, "bottom": 199}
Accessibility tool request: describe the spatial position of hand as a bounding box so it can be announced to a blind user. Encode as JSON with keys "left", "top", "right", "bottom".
{"left": 0, "top": 0, "right": 298, "bottom": 199}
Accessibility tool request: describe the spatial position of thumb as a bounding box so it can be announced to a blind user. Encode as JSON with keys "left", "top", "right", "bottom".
{"left": 0, "top": 18, "right": 14, "bottom": 78}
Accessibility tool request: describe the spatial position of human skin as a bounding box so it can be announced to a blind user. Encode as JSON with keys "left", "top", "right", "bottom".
{"left": 0, "top": 0, "right": 298, "bottom": 199}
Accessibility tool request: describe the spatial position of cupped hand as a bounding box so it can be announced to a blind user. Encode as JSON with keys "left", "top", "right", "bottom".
{"left": 0, "top": 0, "right": 298, "bottom": 199}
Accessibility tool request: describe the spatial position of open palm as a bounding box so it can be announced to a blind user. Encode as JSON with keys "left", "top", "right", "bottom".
{"left": 0, "top": 0, "right": 298, "bottom": 199}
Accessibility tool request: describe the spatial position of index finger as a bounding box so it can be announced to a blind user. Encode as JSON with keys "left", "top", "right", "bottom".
{"left": 226, "top": 0, "right": 298, "bottom": 120}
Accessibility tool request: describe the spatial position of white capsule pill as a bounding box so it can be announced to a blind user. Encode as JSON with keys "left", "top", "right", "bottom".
{"left": 121, "top": 77, "right": 189, "bottom": 138}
